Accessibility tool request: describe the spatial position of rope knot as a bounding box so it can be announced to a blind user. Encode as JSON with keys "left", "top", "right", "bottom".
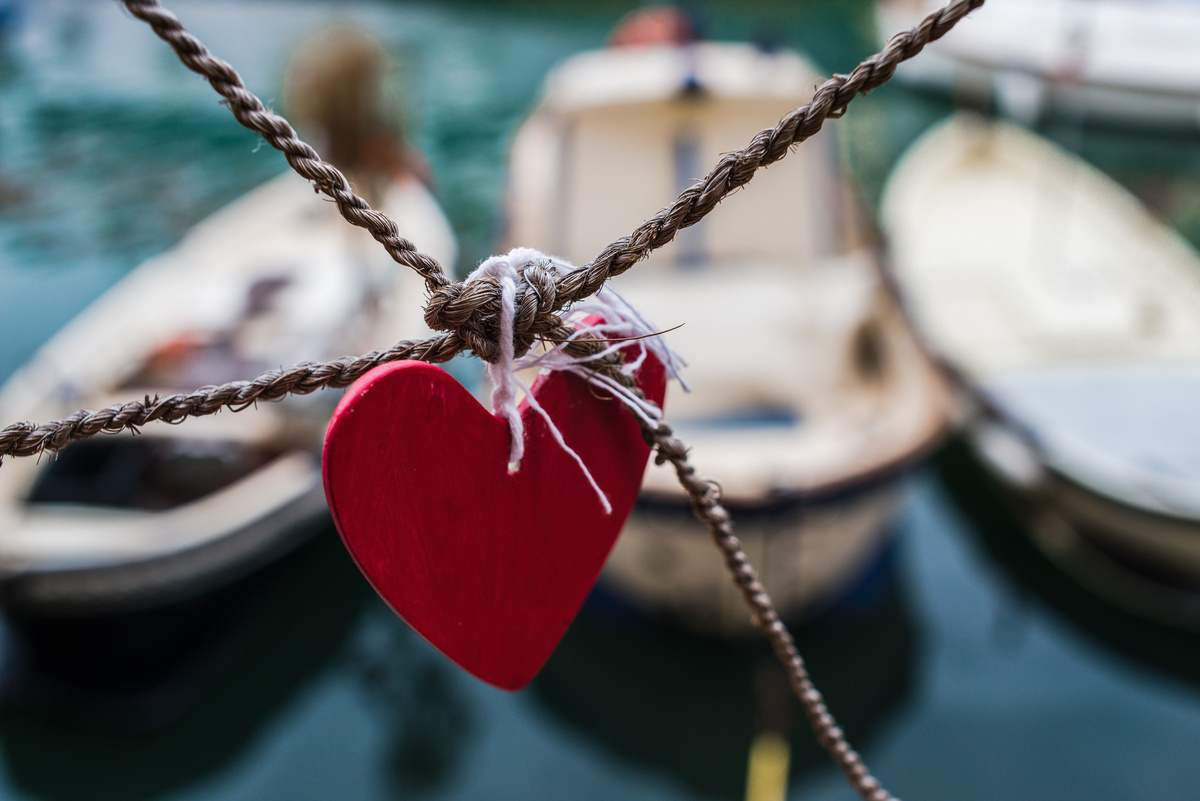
{"left": 419, "top": 246, "right": 687, "bottom": 511}
{"left": 423, "top": 248, "right": 561, "bottom": 363}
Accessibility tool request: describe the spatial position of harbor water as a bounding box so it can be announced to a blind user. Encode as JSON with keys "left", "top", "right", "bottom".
{"left": 2, "top": 1, "right": 1200, "bottom": 799}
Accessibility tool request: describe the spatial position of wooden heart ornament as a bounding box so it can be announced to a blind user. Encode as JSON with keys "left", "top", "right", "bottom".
{"left": 322, "top": 346, "right": 666, "bottom": 690}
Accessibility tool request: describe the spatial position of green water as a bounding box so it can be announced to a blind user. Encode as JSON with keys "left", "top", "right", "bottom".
{"left": 2, "top": 2, "right": 1200, "bottom": 800}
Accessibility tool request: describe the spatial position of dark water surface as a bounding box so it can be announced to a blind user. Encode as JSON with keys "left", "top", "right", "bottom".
{"left": 2, "top": 1, "right": 1200, "bottom": 799}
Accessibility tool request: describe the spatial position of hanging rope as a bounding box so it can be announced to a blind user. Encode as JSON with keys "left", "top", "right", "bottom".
{"left": 0, "top": 2, "right": 989, "bottom": 799}
{"left": 551, "top": 327, "right": 901, "bottom": 801}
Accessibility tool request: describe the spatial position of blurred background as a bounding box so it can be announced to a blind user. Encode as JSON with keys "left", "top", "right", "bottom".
{"left": 2, "top": 1, "right": 1200, "bottom": 800}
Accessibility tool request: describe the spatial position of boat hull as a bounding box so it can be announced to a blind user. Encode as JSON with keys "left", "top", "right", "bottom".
{"left": 602, "top": 483, "right": 902, "bottom": 636}
{"left": 878, "top": 0, "right": 1200, "bottom": 130}
{"left": 0, "top": 480, "right": 329, "bottom": 616}
{"left": 504, "top": 41, "right": 949, "bottom": 636}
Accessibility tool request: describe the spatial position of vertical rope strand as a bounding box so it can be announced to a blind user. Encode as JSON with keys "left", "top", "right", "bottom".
{"left": 559, "top": 329, "right": 898, "bottom": 801}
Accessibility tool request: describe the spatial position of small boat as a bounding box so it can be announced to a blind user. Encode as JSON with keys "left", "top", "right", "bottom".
{"left": 0, "top": 169, "right": 456, "bottom": 615}
{"left": 880, "top": 113, "right": 1200, "bottom": 626}
{"left": 504, "top": 35, "right": 949, "bottom": 634}
{"left": 0, "top": 26, "right": 458, "bottom": 618}
{"left": 877, "top": 0, "right": 1200, "bottom": 129}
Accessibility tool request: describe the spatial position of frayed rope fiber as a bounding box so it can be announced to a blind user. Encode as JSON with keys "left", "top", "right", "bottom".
{"left": 467, "top": 248, "right": 687, "bottom": 514}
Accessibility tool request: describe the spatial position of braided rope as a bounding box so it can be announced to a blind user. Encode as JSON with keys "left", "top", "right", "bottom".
{"left": 0, "top": 5, "right": 991, "bottom": 795}
{"left": 424, "top": 0, "right": 984, "bottom": 344}
{"left": 0, "top": 335, "right": 461, "bottom": 458}
{"left": 0, "top": 0, "right": 981, "bottom": 457}
{"left": 559, "top": 0, "right": 984, "bottom": 304}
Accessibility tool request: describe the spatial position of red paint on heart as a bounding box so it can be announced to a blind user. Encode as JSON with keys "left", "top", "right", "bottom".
{"left": 322, "top": 347, "right": 666, "bottom": 690}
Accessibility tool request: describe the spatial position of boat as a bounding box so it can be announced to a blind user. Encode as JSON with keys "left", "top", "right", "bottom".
{"left": 0, "top": 24, "right": 458, "bottom": 616}
{"left": 880, "top": 113, "right": 1200, "bottom": 626}
{"left": 877, "top": 0, "right": 1200, "bottom": 129}
{"left": 0, "top": 169, "right": 456, "bottom": 615}
{"left": 503, "top": 33, "right": 949, "bottom": 634}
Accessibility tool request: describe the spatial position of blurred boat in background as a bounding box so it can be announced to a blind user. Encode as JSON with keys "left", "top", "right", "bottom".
{"left": 0, "top": 172, "right": 455, "bottom": 616}
{"left": 877, "top": 0, "right": 1200, "bottom": 128}
{"left": 881, "top": 113, "right": 1200, "bottom": 626}
{"left": 0, "top": 27, "right": 457, "bottom": 619}
{"left": 505, "top": 27, "right": 949, "bottom": 635}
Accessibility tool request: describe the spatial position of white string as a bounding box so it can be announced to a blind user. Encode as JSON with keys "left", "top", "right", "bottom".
{"left": 463, "top": 247, "right": 687, "bottom": 513}
{"left": 511, "top": 370, "right": 613, "bottom": 515}
{"left": 465, "top": 252, "right": 525, "bottom": 470}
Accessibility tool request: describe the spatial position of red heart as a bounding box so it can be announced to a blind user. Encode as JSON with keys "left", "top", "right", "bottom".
{"left": 322, "top": 347, "right": 666, "bottom": 690}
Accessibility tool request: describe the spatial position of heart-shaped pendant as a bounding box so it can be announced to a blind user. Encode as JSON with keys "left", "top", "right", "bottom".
{"left": 322, "top": 348, "right": 666, "bottom": 690}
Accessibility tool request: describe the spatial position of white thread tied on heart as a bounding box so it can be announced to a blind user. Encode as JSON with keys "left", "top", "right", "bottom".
{"left": 465, "top": 246, "right": 687, "bottom": 515}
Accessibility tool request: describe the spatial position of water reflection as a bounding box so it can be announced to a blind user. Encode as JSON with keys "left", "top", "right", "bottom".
{"left": 345, "top": 610, "right": 474, "bottom": 797}
{"left": 0, "top": 528, "right": 478, "bottom": 801}
{"left": 534, "top": 559, "right": 918, "bottom": 799}
{"left": 0, "top": 528, "right": 370, "bottom": 801}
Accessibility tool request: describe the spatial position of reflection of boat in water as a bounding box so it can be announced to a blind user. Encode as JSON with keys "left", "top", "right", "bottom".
{"left": 533, "top": 559, "right": 917, "bottom": 799}
{"left": 0, "top": 528, "right": 473, "bottom": 801}
{"left": 877, "top": 0, "right": 1200, "bottom": 129}
{"left": 504, "top": 37, "right": 948, "bottom": 633}
{"left": 881, "top": 113, "right": 1200, "bottom": 626}
{"left": 1, "top": 530, "right": 474, "bottom": 801}
{"left": 936, "top": 436, "right": 1200, "bottom": 689}
{"left": 0, "top": 29, "right": 458, "bottom": 615}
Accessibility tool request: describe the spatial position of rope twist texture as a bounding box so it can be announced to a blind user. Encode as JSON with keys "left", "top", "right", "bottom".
{"left": 119, "top": 0, "right": 984, "bottom": 363}
{"left": 0, "top": 335, "right": 460, "bottom": 458}
{"left": 424, "top": 259, "right": 562, "bottom": 363}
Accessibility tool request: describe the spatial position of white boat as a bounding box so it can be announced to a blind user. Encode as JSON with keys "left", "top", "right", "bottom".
{"left": 881, "top": 113, "right": 1200, "bottom": 625}
{"left": 0, "top": 171, "right": 457, "bottom": 613}
{"left": 505, "top": 41, "right": 949, "bottom": 634}
{"left": 878, "top": 0, "right": 1200, "bottom": 129}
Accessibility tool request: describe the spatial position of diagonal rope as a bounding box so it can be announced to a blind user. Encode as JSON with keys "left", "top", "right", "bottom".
{"left": 118, "top": 0, "right": 452, "bottom": 293}
{"left": 0, "top": 0, "right": 983, "bottom": 459}
{"left": 561, "top": 0, "right": 985, "bottom": 304}
{"left": 561, "top": 328, "right": 901, "bottom": 801}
